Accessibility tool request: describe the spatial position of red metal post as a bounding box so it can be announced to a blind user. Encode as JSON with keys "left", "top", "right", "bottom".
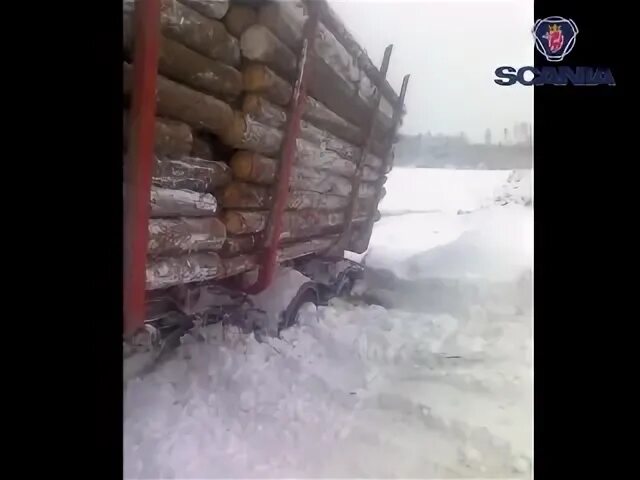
{"left": 244, "top": 2, "right": 320, "bottom": 294}
{"left": 123, "top": 0, "right": 161, "bottom": 335}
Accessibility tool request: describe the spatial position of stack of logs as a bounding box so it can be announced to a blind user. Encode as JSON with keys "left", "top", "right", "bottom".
{"left": 123, "top": 0, "right": 400, "bottom": 292}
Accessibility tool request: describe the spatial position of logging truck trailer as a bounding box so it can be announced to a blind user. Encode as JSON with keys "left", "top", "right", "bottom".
{"left": 123, "top": 0, "right": 409, "bottom": 372}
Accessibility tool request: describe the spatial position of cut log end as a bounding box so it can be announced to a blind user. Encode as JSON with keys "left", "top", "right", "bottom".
{"left": 230, "top": 150, "right": 258, "bottom": 181}
{"left": 223, "top": 4, "right": 258, "bottom": 38}
{"left": 219, "top": 111, "right": 246, "bottom": 147}
{"left": 223, "top": 210, "right": 267, "bottom": 235}
{"left": 242, "top": 93, "right": 262, "bottom": 116}
{"left": 222, "top": 182, "right": 270, "bottom": 210}
{"left": 243, "top": 63, "right": 270, "bottom": 92}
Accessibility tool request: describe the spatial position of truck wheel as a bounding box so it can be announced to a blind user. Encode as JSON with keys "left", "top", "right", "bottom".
{"left": 280, "top": 283, "right": 319, "bottom": 332}
{"left": 337, "top": 276, "right": 354, "bottom": 298}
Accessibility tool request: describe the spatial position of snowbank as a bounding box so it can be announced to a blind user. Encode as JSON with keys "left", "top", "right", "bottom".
{"left": 365, "top": 204, "right": 532, "bottom": 282}
{"left": 490, "top": 169, "right": 533, "bottom": 207}
{"left": 362, "top": 168, "right": 533, "bottom": 282}
{"left": 380, "top": 167, "right": 510, "bottom": 215}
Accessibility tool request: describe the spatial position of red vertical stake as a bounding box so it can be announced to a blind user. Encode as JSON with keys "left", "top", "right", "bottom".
{"left": 123, "top": 0, "right": 161, "bottom": 335}
{"left": 244, "top": 2, "right": 320, "bottom": 294}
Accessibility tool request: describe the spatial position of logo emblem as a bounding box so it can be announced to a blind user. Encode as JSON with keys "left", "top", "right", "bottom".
{"left": 533, "top": 17, "right": 578, "bottom": 62}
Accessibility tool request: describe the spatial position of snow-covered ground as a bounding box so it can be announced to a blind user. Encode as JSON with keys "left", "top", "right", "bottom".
{"left": 124, "top": 168, "right": 533, "bottom": 479}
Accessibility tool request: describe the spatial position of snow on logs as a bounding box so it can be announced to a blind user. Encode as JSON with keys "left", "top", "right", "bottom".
{"left": 242, "top": 94, "right": 384, "bottom": 168}
{"left": 229, "top": 150, "right": 379, "bottom": 187}
{"left": 123, "top": 63, "right": 233, "bottom": 137}
{"left": 123, "top": 14, "right": 242, "bottom": 101}
{"left": 219, "top": 112, "right": 283, "bottom": 156}
{"left": 148, "top": 217, "right": 227, "bottom": 256}
{"left": 146, "top": 252, "right": 223, "bottom": 291}
{"left": 156, "top": 36, "right": 242, "bottom": 101}
{"left": 146, "top": 235, "right": 338, "bottom": 290}
{"left": 226, "top": 157, "right": 377, "bottom": 198}
{"left": 240, "top": 66, "right": 386, "bottom": 156}
{"left": 153, "top": 156, "right": 232, "bottom": 193}
{"left": 149, "top": 187, "right": 218, "bottom": 217}
{"left": 222, "top": 182, "right": 351, "bottom": 211}
{"left": 222, "top": 208, "right": 372, "bottom": 238}
{"left": 159, "top": 0, "right": 239, "bottom": 67}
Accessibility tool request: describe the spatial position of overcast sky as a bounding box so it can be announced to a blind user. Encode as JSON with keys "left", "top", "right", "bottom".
{"left": 328, "top": 0, "right": 534, "bottom": 142}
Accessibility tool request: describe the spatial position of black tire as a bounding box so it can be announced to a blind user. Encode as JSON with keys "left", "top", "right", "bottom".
{"left": 280, "top": 283, "right": 319, "bottom": 333}
{"left": 336, "top": 276, "right": 354, "bottom": 298}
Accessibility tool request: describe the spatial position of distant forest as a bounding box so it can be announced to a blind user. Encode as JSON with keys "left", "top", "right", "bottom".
{"left": 393, "top": 132, "right": 532, "bottom": 170}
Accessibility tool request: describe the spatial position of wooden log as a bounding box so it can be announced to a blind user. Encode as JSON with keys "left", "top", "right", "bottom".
{"left": 242, "top": 64, "right": 292, "bottom": 107}
{"left": 317, "top": 0, "right": 401, "bottom": 108}
{"left": 157, "top": 36, "right": 242, "bottom": 100}
{"left": 241, "top": 64, "right": 391, "bottom": 150}
{"left": 145, "top": 232, "right": 339, "bottom": 288}
{"left": 230, "top": 149, "right": 353, "bottom": 186}
{"left": 258, "top": 1, "right": 359, "bottom": 84}
{"left": 242, "top": 93, "right": 287, "bottom": 128}
{"left": 159, "top": 0, "right": 239, "bottom": 66}
{"left": 306, "top": 59, "right": 368, "bottom": 129}
{"left": 154, "top": 118, "right": 194, "bottom": 158}
{"left": 256, "top": 0, "right": 302, "bottom": 50}
{"left": 240, "top": 24, "right": 297, "bottom": 79}
{"left": 263, "top": 0, "right": 395, "bottom": 121}
{"left": 229, "top": 150, "right": 277, "bottom": 184}
{"left": 256, "top": 0, "right": 393, "bottom": 129}
{"left": 123, "top": 13, "right": 242, "bottom": 100}
{"left": 222, "top": 182, "right": 351, "bottom": 210}
{"left": 221, "top": 253, "right": 260, "bottom": 278}
{"left": 179, "top": 0, "right": 229, "bottom": 20}
{"left": 300, "top": 120, "right": 384, "bottom": 170}
{"left": 146, "top": 252, "right": 223, "bottom": 290}
{"left": 218, "top": 235, "right": 340, "bottom": 280}
{"left": 223, "top": 210, "right": 267, "bottom": 236}
{"left": 125, "top": 113, "right": 193, "bottom": 159}
{"left": 150, "top": 186, "right": 218, "bottom": 217}
{"left": 124, "top": 63, "right": 234, "bottom": 136}
{"left": 223, "top": 4, "right": 258, "bottom": 38}
{"left": 241, "top": 94, "right": 384, "bottom": 171}
{"left": 292, "top": 166, "right": 354, "bottom": 196}
{"left": 279, "top": 235, "right": 337, "bottom": 261}
{"left": 153, "top": 156, "right": 232, "bottom": 192}
{"left": 221, "top": 234, "right": 260, "bottom": 257}
{"left": 148, "top": 217, "right": 227, "bottom": 256}
{"left": 239, "top": 69, "right": 386, "bottom": 156}
{"left": 223, "top": 209, "right": 369, "bottom": 238}
{"left": 304, "top": 95, "right": 365, "bottom": 148}
{"left": 191, "top": 135, "right": 214, "bottom": 161}
{"left": 219, "top": 112, "right": 283, "bottom": 155}
{"left": 295, "top": 139, "right": 356, "bottom": 177}
{"left": 230, "top": 146, "right": 354, "bottom": 182}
